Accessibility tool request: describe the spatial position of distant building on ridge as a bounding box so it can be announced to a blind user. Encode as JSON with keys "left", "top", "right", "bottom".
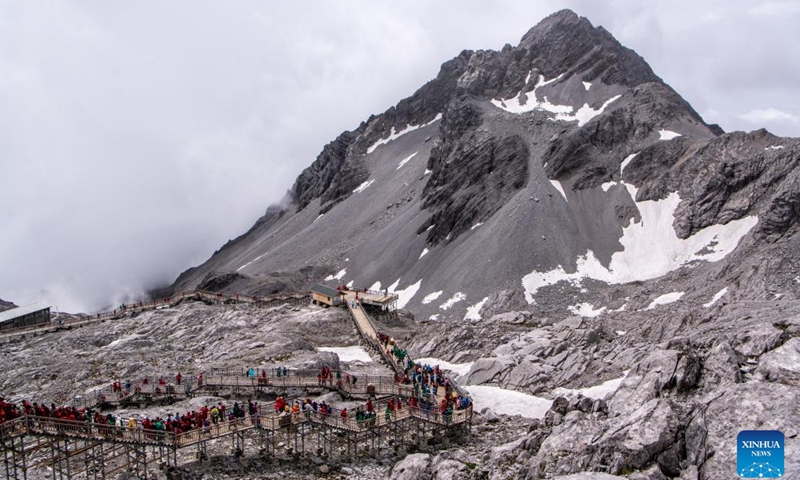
{"left": 0, "top": 301, "right": 51, "bottom": 331}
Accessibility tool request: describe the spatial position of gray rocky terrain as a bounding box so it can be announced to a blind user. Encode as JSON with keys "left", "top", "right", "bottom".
{"left": 4, "top": 8, "right": 800, "bottom": 480}
{"left": 0, "top": 298, "right": 17, "bottom": 312}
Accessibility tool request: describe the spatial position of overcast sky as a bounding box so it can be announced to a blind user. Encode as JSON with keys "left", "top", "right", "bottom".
{"left": 1, "top": 0, "right": 798, "bottom": 313}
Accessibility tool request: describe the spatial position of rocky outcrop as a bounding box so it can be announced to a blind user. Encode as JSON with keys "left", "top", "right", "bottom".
{"left": 390, "top": 453, "right": 433, "bottom": 480}
{"left": 0, "top": 298, "right": 16, "bottom": 313}
{"left": 290, "top": 130, "right": 364, "bottom": 211}
{"left": 518, "top": 10, "right": 661, "bottom": 88}
{"left": 418, "top": 99, "right": 530, "bottom": 245}
{"left": 755, "top": 337, "right": 800, "bottom": 386}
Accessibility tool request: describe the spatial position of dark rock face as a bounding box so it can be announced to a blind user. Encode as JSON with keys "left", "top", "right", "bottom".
{"left": 290, "top": 130, "right": 363, "bottom": 211}
{"left": 518, "top": 10, "right": 661, "bottom": 87}
{"left": 197, "top": 271, "right": 249, "bottom": 292}
{"left": 0, "top": 298, "right": 17, "bottom": 313}
{"left": 415, "top": 98, "right": 529, "bottom": 245}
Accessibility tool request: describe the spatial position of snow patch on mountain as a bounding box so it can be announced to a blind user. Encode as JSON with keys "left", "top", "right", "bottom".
{"left": 367, "top": 115, "right": 442, "bottom": 154}
{"left": 583, "top": 81, "right": 592, "bottom": 91}
{"left": 317, "top": 346, "right": 372, "bottom": 363}
{"left": 490, "top": 73, "right": 565, "bottom": 114}
{"left": 353, "top": 179, "right": 374, "bottom": 194}
{"left": 553, "top": 371, "right": 628, "bottom": 400}
{"left": 492, "top": 73, "right": 619, "bottom": 126}
{"left": 620, "top": 153, "right": 638, "bottom": 173}
{"left": 369, "top": 281, "right": 381, "bottom": 291}
{"left": 422, "top": 291, "right": 443, "bottom": 305}
{"left": 388, "top": 279, "right": 422, "bottom": 309}
{"left": 550, "top": 180, "right": 567, "bottom": 201}
{"left": 765, "top": 145, "right": 785, "bottom": 151}
{"left": 555, "top": 95, "right": 621, "bottom": 127}
{"left": 236, "top": 252, "right": 268, "bottom": 272}
{"left": 601, "top": 182, "right": 617, "bottom": 192}
{"left": 568, "top": 302, "right": 606, "bottom": 318}
{"left": 466, "top": 385, "right": 552, "bottom": 419}
{"left": 396, "top": 152, "right": 418, "bottom": 170}
{"left": 521, "top": 184, "right": 758, "bottom": 303}
{"left": 659, "top": 129, "right": 682, "bottom": 140}
{"left": 703, "top": 287, "right": 729, "bottom": 308}
{"left": 419, "top": 248, "right": 429, "bottom": 260}
{"left": 325, "top": 269, "right": 347, "bottom": 281}
{"left": 440, "top": 292, "right": 466, "bottom": 310}
{"left": 645, "top": 291, "right": 685, "bottom": 310}
{"left": 465, "top": 297, "right": 489, "bottom": 320}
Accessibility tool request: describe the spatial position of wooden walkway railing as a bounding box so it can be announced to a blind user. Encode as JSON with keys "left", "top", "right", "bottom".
{"left": 0, "top": 285, "right": 473, "bottom": 478}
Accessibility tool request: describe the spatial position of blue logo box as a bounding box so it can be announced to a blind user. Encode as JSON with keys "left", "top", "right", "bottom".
{"left": 738, "top": 430, "right": 784, "bottom": 478}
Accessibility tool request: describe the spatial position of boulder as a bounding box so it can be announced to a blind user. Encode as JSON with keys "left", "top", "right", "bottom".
{"left": 462, "top": 356, "right": 515, "bottom": 385}
{"left": 755, "top": 337, "right": 800, "bottom": 386}
{"left": 702, "top": 341, "right": 740, "bottom": 388}
{"left": 699, "top": 381, "right": 799, "bottom": 479}
{"left": 296, "top": 352, "right": 340, "bottom": 370}
{"left": 483, "top": 408, "right": 500, "bottom": 423}
{"left": 732, "top": 322, "right": 784, "bottom": 357}
{"left": 390, "top": 453, "right": 433, "bottom": 480}
{"left": 480, "top": 289, "right": 529, "bottom": 318}
{"left": 432, "top": 456, "right": 470, "bottom": 480}
{"left": 608, "top": 350, "right": 680, "bottom": 416}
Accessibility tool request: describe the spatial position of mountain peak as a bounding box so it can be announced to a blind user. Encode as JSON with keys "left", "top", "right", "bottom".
{"left": 518, "top": 9, "right": 660, "bottom": 87}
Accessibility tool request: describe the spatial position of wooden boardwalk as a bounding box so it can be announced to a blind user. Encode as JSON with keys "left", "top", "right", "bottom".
{"left": 0, "top": 287, "right": 472, "bottom": 479}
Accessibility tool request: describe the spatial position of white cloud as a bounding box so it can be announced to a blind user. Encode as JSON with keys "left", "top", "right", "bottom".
{"left": 738, "top": 108, "right": 799, "bottom": 124}
{"left": 748, "top": 2, "right": 800, "bottom": 17}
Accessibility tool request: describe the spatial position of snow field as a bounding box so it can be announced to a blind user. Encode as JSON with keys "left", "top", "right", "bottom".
{"left": 387, "top": 278, "right": 422, "bottom": 309}
{"left": 466, "top": 385, "right": 552, "bottom": 419}
{"left": 421, "top": 291, "right": 443, "bottom": 304}
{"left": 491, "top": 72, "right": 620, "bottom": 126}
{"left": 645, "top": 291, "right": 685, "bottom": 310}
{"left": 521, "top": 181, "right": 758, "bottom": 303}
{"left": 552, "top": 371, "right": 629, "bottom": 400}
{"left": 464, "top": 297, "right": 489, "bottom": 320}
{"left": 324, "top": 269, "right": 347, "bottom": 281}
{"left": 439, "top": 292, "right": 466, "bottom": 310}
{"left": 318, "top": 346, "right": 372, "bottom": 363}
{"left": 567, "top": 302, "right": 606, "bottom": 318}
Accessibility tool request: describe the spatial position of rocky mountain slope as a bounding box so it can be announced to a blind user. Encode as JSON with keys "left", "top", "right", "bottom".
{"left": 168, "top": 10, "right": 798, "bottom": 328}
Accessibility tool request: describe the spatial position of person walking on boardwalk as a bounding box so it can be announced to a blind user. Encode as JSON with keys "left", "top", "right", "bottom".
{"left": 175, "top": 372, "right": 182, "bottom": 385}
